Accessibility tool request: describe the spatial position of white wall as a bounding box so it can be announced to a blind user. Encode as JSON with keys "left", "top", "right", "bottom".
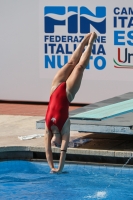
{"left": 0, "top": 0, "right": 50, "bottom": 102}
{"left": 0, "top": 0, "right": 133, "bottom": 103}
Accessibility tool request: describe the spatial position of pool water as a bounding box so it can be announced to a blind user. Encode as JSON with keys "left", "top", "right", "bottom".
{"left": 0, "top": 160, "right": 133, "bottom": 200}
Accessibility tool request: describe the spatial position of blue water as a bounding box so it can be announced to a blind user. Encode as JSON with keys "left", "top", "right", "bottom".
{"left": 0, "top": 161, "right": 133, "bottom": 200}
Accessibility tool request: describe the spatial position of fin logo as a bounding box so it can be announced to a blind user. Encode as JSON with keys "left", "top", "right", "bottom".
{"left": 44, "top": 6, "right": 106, "bottom": 34}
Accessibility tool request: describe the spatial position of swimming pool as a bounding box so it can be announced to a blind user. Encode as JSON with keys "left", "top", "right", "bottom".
{"left": 0, "top": 160, "right": 133, "bottom": 200}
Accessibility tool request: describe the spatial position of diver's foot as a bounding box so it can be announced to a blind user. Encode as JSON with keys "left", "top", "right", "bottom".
{"left": 82, "top": 33, "right": 92, "bottom": 46}
{"left": 88, "top": 32, "right": 97, "bottom": 44}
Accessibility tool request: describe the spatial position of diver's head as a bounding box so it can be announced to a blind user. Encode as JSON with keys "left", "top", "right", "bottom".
{"left": 51, "top": 134, "right": 61, "bottom": 147}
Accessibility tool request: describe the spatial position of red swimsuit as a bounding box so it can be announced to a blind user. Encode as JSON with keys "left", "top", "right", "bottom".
{"left": 45, "top": 82, "right": 70, "bottom": 132}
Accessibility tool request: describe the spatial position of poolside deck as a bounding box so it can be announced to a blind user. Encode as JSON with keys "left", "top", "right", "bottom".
{"left": 0, "top": 102, "right": 133, "bottom": 165}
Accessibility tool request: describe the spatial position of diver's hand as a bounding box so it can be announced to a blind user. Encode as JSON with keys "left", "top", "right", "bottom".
{"left": 51, "top": 168, "right": 62, "bottom": 174}
{"left": 51, "top": 168, "right": 58, "bottom": 173}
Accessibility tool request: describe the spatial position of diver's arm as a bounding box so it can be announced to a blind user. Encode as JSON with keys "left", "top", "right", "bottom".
{"left": 57, "top": 132, "right": 70, "bottom": 172}
{"left": 44, "top": 131, "right": 54, "bottom": 169}
{"left": 51, "top": 133, "right": 69, "bottom": 173}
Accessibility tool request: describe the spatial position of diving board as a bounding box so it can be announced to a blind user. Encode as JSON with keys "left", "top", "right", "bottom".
{"left": 36, "top": 92, "right": 133, "bottom": 135}
{"left": 70, "top": 99, "right": 133, "bottom": 120}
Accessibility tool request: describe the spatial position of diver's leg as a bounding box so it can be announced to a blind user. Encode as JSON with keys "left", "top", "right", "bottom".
{"left": 66, "top": 32, "right": 97, "bottom": 101}
{"left": 50, "top": 33, "right": 92, "bottom": 93}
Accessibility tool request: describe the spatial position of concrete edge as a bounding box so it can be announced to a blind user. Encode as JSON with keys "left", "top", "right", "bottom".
{"left": 0, "top": 146, "right": 133, "bottom": 158}
{"left": 31, "top": 159, "right": 133, "bottom": 168}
